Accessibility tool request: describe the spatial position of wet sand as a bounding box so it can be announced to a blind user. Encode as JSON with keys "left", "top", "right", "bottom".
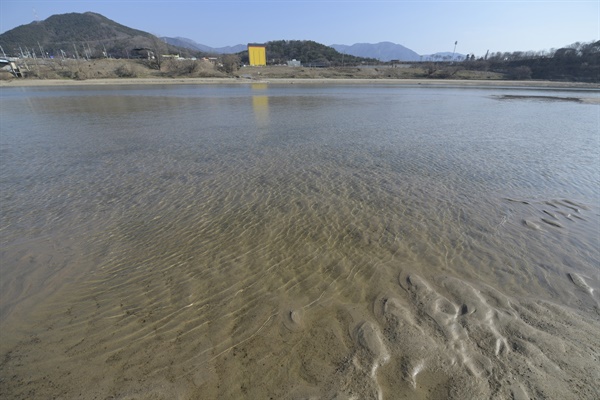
{"left": 1, "top": 76, "right": 599, "bottom": 89}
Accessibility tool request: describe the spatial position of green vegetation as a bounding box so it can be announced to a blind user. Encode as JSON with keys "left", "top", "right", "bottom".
{"left": 238, "top": 40, "right": 378, "bottom": 66}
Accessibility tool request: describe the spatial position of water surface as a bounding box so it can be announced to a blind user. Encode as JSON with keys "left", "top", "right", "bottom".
{"left": 1, "top": 84, "right": 599, "bottom": 399}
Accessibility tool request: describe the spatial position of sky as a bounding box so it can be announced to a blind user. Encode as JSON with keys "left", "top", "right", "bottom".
{"left": 1, "top": 0, "right": 598, "bottom": 56}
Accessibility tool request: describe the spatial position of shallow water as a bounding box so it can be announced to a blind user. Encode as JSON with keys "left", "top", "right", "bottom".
{"left": 1, "top": 83, "right": 599, "bottom": 399}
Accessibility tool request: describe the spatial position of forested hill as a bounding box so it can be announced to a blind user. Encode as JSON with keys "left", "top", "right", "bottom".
{"left": 241, "top": 40, "right": 378, "bottom": 66}
{"left": 0, "top": 12, "right": 194, "bottom": 59}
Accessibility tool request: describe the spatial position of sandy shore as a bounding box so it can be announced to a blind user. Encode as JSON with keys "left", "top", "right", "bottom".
{"left": 1, "top": 77, "right": 599, "bottom": 89}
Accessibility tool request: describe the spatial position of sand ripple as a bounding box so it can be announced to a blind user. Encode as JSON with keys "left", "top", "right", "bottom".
{"left": 1, "top": 85, "right": 598, "bottom": 399}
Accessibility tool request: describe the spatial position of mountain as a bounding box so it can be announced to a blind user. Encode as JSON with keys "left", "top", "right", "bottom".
{"left": 0, "top": 12, "right": 197, "bottom": 59}
{"left": 162, "top": 37, "right": 245, "bottom": 54}
{"left": 330, "top": 42, "right": 421, "bottom": 62}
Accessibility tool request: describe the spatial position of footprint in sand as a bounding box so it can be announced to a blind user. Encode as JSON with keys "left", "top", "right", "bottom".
{"left": 353, "top": 321, "right": 390, "bottom": 377}
{"left": 400, "top": 271, "right": 517, "bottom": 380}
{"left": 282, "top": 308, "right": 304, "bottom": 332}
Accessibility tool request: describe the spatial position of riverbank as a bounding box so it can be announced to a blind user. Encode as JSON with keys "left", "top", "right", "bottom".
{"left": 1, "top": 58, "right": 598, "bottom": 89}
{"left": 1, "top": 76, "right": 598, "bottom": 89}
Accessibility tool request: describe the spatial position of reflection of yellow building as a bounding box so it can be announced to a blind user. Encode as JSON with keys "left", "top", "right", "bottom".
{"left": 251, "top": 83, "right": 269, "bottom": 127}
{"left": 248, "top": 44, "right": 266, "bottom": 66}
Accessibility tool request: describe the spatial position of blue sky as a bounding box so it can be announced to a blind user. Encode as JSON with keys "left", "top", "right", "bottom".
{"left": 1, "top": 1, "right": 598, "bottom": 56}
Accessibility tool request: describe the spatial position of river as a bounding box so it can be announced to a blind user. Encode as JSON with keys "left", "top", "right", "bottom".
{"left": 1, "top": 83, "right": 598, "bottom": 399}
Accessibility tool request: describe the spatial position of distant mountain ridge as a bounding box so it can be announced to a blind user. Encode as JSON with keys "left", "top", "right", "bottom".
{"left": 331, "top": 42, "right": 420, "bottom": 62}
{"left": 162, "top": 37, "right": 245, "bottom": 54}
{"left": 331, "top": 42, "right": 465, "bottom": 62}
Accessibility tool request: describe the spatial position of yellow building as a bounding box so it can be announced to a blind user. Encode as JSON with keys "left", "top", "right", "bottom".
{"left": 248, "top": 44, "right": 266, "bottom": 66}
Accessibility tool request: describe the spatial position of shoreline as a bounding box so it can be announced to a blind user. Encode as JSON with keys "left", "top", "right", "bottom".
{"left": 1, "top": 77, "right": 598, "bottom": 89}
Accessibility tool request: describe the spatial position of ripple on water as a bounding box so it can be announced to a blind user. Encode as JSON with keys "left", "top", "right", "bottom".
{"left": 1, "top": 86, "right": 599, "bottom": 399}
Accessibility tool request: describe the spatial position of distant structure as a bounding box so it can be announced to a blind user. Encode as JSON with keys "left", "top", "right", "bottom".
{"left": 0, "top": 58, "right": 24, "bottom": 77}
{"left": 287, "top": 59, "right": 301, "bottom": 67}
{"left": 248, "top": 44, "right": 266, "bottom": 66}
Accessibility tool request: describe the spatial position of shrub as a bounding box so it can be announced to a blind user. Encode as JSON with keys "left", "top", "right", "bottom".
{"left": 114, "top": 63, "right": 137, "bottom": 78}
{"left": 508, "top": 66, "right": 532, "bottom": 80}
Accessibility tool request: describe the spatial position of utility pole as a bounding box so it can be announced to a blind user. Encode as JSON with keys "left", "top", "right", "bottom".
{"left": 452, "top": 41, "right": 458, "bottom": 61}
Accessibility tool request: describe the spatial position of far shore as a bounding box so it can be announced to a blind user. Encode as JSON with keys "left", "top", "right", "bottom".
{"left": 1, "top": 77, "right": 599, "bottom": 89}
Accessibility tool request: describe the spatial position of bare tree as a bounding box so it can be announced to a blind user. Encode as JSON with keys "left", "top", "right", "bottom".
{"left": 219, "top": 54, "right": 240, "bottom": 74}
{"left": 149, "top": 36, "right": 167, "bottom": 70}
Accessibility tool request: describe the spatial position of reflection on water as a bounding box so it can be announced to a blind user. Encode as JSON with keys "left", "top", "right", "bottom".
{"left": 252, "top": 83, "right": 270, "bottom": 128}
{"left": 0, "top": 84, "right": 599, "bottom": 399}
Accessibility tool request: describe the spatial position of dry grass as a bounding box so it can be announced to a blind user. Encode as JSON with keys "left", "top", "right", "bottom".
{"left": 1, "top": 58, "right": 229, "bottom": 81}
{"left": 2, "top": 58, "right": 512, "bottom": 83}
{"left": 10, "top": 58, "right": 582, "bottom": 86}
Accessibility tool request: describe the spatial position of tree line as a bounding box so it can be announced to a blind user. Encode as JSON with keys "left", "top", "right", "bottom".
{"left": 237, "top": 40, "right": 378, "bottom": 66}
{"left": 462, "top": 40, "right": 599, "bottom": 82}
